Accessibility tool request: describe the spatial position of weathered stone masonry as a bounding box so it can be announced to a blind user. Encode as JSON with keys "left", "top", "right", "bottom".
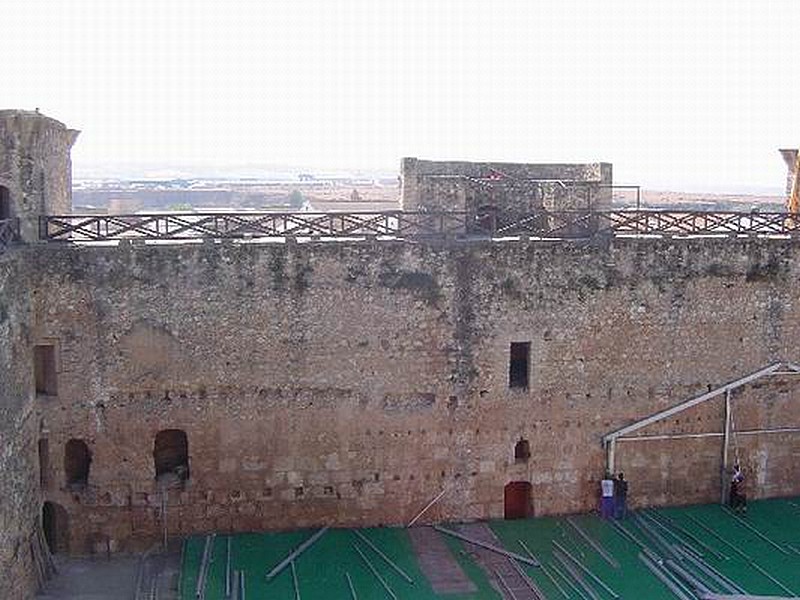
{"left": 29, "top": 237, "right": 800, "bottom": 555}
{"left": 2, "top": 111, "right": 800, "bottom": 600}
{"left": 1, "top": 110, "right": 76, "bottom": 600}
{"left": 0, "top": 253, "right": 39, "bottom": 600}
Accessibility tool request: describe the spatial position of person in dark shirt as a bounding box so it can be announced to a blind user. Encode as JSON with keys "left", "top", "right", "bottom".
{"left": 614, "top": 472, "right": 629, "bottom": 519}
{"left": 729, "top": 464, "right": 747, "bottom": 514}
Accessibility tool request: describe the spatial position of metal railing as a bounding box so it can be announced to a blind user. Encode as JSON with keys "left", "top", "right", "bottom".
{"left": 39, "top": 211, "right": 468, "bottom": 241}
{"left": 477, "top": 209, "right": 800, "bottom": 238}
{"left": 0, "top": 218, "right": 20, "bottom": 252}
{"left": 38, "top": 209, "right": 800, "bottom": 243}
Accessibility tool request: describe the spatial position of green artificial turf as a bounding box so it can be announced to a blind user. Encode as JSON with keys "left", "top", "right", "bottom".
{"left": 180, "top": 496, "right": 800, "bottom": 599}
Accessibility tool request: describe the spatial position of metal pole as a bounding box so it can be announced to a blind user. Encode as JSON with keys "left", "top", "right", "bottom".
{"left": 291, "top": 561, "right": 300, "bottom": 600}
{"left": 195, "top": 534, "right": 214, "bottom": 600}
{"left": 230, "top": 571, "right": 239, "bottom": 600}
{"left": 493, "top": 568, "right": 519, "bottom": 600}
{"left": 266, "top": 527, "right": 329, "bottom": 579}
{"left": 433, "top": 526, "right": 538, "bottom": 566}
{"left": 721, "top": 507, "right": 789, "bottom": 554}
{"left": 552, "top": 542, "right": 619, "bottom": 599}
{"left": 407, "top": 489, "right": 448, "bottom": 528}
{"left": 549, "top": 561, "right": 590, "bottom": 600}
{"left": 647, "top": 510, "right": 726, "bottom": 560}
{"left": 607, "top": 440, "right": 616, "bottom": 474}
{"left": 615, "top": 427, "right": 800, "bottom": 442}
{"left": 353, "top": 543, "right": 397, "bottom": 600}
{"left": 517, "top": 539, "right": 540, "bottom": 564}
{"left": 162, "top": 493, "right": 168, "bottom": 551}
{"left": 639, "top": 512, "right": 703, "bottom": 557}
{"left": 225, "top": 536, "right": 232, "bottom": 598}
{"left": 352, "top": 530, "right": 414, "bottom": 584}
{"left": 539, "top": 564, "right": 570, "bottom": 599}
{"left": 663, "top": 559, "right": 711, "bottom": 595}
{"left": 609, "top": 521, "right": 661, "bottom": 565}
{"left": 638, "top": 553, "right": 694, "bottom": 600}
{"left": 177, "top": 539, "right": 186, "bottom": 599}
{"left": 750, "top": 561, "right": 796, "bottom": 597}
{"left": 633, "top": 513, "right": 676, "bottom": 559}
{"left": 722, "top": 389, "right": 732, "bottom": 505}
{"left": 682, "top": 515, "right": 748, "bottom": 561}
{"left": 239, "top": 570, "right": 246, "bottom": 600}
{"left": 553, "top": 551, "right": 600, "bottom": 600}
{"left": 510, "top": 560, "right": 546, "bottom": 598}
{"left": 672, "top": 546, "right": 743, "bottom": 594}
{"left": 565, "top": 517, "right": 619, "bottom": 568}
{"left": 345, "top": 572, "right": 358, "bottom": 600}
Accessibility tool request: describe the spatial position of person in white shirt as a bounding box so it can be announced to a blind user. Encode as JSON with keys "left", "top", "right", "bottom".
{"left": 600, "top": 472, "right": 614, "bottom": 519}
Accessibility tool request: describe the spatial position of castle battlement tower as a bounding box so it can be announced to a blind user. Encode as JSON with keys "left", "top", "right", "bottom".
{"left": 0, "top": 110, "right": 79, "bottom": 242}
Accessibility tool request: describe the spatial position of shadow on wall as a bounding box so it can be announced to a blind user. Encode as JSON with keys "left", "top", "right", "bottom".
{"left": 154, "top": 429, "right": 190, "bottom": 487}
{"left": 0, "top": 186, "right": 10, "bottom": 219}
{"left": 43, "top": 501, "right": 69, "bottom": 554}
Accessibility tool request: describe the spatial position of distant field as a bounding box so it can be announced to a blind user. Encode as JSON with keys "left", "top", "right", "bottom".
{"left": 72, "top": 181, "right": 785, "bottom": 215}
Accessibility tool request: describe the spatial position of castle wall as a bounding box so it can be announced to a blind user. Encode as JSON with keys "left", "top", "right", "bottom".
{"left": 400, "top": 158, "right": 613, "bottom": 214}
{"left": 29, "top": 237, "right": 800, "bottom": 554}
{"left": 0, "top": 252, "right": 40, "bottom": 600}
{"left": 780, "top": 149, "right": 798, "bottom": 198}
{"left": 0, "top": 111, "right": 79, "bottom": 242}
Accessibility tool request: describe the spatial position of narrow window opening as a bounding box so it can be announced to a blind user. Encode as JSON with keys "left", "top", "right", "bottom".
{"left": 34, "top": 344, "right": 58, "bottom": 397}
{"left": 509, "top": 342, "right": 530, "bottom": 389}
{"left": 64, "top": 439, "right": 91, "bottom": 489}
{"left": 38, "top": 438, "right": 49, "bottom": 488}
{"left": 0, "top": 186, "right": 10, "bottom": 220}
{"left": 154, "top": 429, "right": 189, "bottom": 485}
{"left": 514, "top": 439, "right": 531, "bottom": 464}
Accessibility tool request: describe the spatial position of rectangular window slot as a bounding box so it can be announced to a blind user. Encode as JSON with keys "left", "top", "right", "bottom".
{"left": 34, "top": 344, "right": 58, "bottom": 397}
{"left": 38, "top": 439, "right": 49, "bottom": 488}
{"left": 509, "top": 342, "right": 530, "bottom": 389}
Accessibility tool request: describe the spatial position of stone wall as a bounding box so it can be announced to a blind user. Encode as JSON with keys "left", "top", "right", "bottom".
{"left": 616, "top": 378, "right": 800, "bottom": 508}
{"left": 780, "top": 148, "right": 798, "bottom": 198}
{"left": 28, "top": 236, "right": 800, "bottom": 554}
{"left": 0, "top": 250, "right": 40, "bottom": 600}
{"left": 0, "top": 111, "right": 79, "bottom": 242}
{"left": 400, "top": 158, "right": 613, "bottom": 216}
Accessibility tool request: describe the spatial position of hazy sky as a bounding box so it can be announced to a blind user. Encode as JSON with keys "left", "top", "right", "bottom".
{"left": 2, "top": 0, "right": 798, "bottom": 190}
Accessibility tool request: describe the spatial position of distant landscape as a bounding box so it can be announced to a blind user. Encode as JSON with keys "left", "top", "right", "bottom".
{"left": 72, "top": 165, "right": 786, "bottom": 215}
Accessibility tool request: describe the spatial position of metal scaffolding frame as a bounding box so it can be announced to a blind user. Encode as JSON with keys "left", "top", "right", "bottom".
{"left": 602, "top": 361, "right": 800, "bottom": 502}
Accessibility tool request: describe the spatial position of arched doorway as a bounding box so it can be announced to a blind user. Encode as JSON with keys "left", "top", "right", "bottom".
{"left": 42, "top": 501, "right": 69, "bottom": 554}
{"left": 514, "top": 439, "right": 531, "bottom": 464}
{"left": 154, "top": 429, "right": 189, "bottom": 483}
{"left": 64, "top": 439, "right": 91, "bottom": 488}
{"left": 504, "top": 481, "right": 532, "bottom": 519}
{"left": 0, "top": 186, "right": 10, "bottom": 220}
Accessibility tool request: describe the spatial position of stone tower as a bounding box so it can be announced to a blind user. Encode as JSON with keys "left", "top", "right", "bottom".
{"left": 780, "top": 148, "right": 799, "bottom": 199}
{"left": 0, "top": 110, "right": 79, "bottom": 242}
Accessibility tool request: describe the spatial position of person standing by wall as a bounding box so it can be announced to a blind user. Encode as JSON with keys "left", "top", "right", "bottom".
{"left": 729, "top": 463, "right": 747, "bottom": 515}
{"left": 600, "top": 472, "right": 614, "bottom": 519}
{"left": 614, "top": 473, "right": 628, "bottom": 519}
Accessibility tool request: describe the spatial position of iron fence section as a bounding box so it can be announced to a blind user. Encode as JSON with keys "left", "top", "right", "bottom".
{"left": 39, "top": 209, "right": 800, "bottom": 242}
{"left": 39, "top": 211, "right": 469, "bottom": 241}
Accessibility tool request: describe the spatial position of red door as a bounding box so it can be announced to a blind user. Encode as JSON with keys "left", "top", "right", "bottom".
{"left": 504, "top": 481, "right": 532, "bottom": 519}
